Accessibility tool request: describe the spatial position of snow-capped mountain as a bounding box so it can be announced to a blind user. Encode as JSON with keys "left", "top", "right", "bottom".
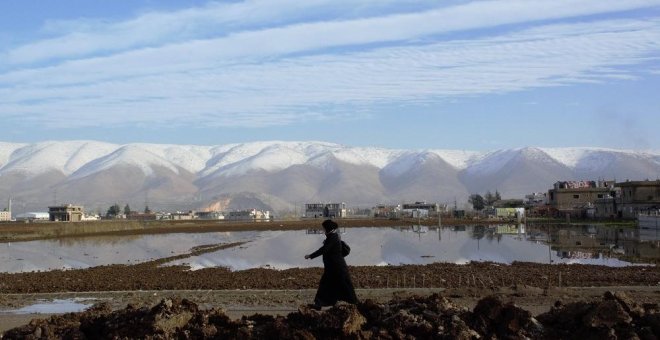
{"left": 0, "top": 141, "right": 658, "bottom": 214}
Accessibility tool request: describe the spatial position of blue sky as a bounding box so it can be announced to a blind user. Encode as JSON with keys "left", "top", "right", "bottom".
{"left": 1, "top": 0, "right": 659, "bottom": 151}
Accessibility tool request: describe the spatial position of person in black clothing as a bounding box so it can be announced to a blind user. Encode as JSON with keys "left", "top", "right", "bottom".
{"left": 304, "top": 219, "right": 358, "bottom": 309}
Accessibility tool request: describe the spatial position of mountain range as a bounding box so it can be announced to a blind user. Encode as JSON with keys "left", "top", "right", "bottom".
{"left": 0, "top": 141, "right": 658, "bottom": 215}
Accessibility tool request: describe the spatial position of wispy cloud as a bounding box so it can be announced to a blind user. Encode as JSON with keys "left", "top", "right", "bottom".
{"left": 1, "top": 0, "right": 659, "bottom": 129}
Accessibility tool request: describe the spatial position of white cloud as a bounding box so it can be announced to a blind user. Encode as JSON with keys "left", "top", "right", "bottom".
{"left": 1, "top": 1, "right": 660, "bottom": 129}
{"left": 2, "top": 0, "right": 411, "bottom": 65}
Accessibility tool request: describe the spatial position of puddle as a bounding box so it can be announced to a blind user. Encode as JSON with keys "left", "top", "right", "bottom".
{"left": 0, "top": 299, "right": 95, "bottom": 315}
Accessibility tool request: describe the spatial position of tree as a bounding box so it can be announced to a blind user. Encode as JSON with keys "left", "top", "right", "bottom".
{"left": 495, "top": 190, "right": 502, "bottom": 201}
{"left": 144, "top": 205, "right": 151, "bottom": 214}
{"left": 469, "top": 194, "right": 485, "bottom": 211}
{"left": 106, "top": 204, "right": 121, "bottom": 217}
{"left": 124, "top": 204, "right": 132, "bottom": 216}
{"left": 484, "top": 191, "right": 496, "bottom": 206}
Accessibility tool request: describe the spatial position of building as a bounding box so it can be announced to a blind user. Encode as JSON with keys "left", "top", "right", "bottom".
{"left": 170, "top": 211, "right": 196, "bottom": 220}
{"left": 15, "top": 212, "right": 50, "bottom": 222}
{"left": 373, "top": 204, "right": 401, "bottom": 218}
{"left": 304, "top": 203, "right": 346, "bottom": 218}
{"left": 616, "top": 180, "right": 660, "bottom": 219}
{"left": 227, "top": 209, "right": 270, "bottom": 221}
{"left": 401, "top": 202, "right": 442, "bottom": 218}
{"left": 0, "top": 197, "right": 11, "bottom": 221}
{"left": 48, "top": 204, "right": 84, "bottom": 222}
{"left": 495, "top": 207, "right": 525, "bottom": 221}
{"left": 196, "top": 211, "right": 225, "bottom": 220}
{"left": 524, "top": 192, "right": 547, "bottom": 206}
{"left": 126, "top": 212, "right": 157, "bottom": 221}
{"left": 548, "top": 180, "right": 614, "bottom": 218}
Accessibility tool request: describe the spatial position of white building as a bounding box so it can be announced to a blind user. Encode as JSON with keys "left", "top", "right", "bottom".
{"left": 15, "top": 212, "right": 50, "bottom": 222}
{"left": 0, "top": 210, "right": 10, "bottom": 222}
{"left": 401, "top": 202, "right": 442, "bottom": 218}
{"left": 227, "top": 209, "right": 270, "bottom": 221}
{"left": 196, "top": 211, "right": 225, "bottom": 220}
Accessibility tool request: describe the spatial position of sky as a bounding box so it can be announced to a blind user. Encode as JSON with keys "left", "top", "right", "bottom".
{"left": 1, "top": 0, "right": 659, "bottom": 151}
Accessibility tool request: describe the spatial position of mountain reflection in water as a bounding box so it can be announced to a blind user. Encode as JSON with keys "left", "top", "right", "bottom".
{"left": 1, "top": 225, "right": 656, "bottom": 273}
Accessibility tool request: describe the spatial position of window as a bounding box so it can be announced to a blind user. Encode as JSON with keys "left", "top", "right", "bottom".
{"left": 597, "top": 194, "right": 604, "bottom": 198}
{"left": 573, "top": 194, "right": 580, "bottom": 199}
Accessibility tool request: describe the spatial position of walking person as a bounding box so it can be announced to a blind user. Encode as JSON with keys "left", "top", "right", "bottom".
{"left": 304, "top": 219, "right": 358, "bottom": 309}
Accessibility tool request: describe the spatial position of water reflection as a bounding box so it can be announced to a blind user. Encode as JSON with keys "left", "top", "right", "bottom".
{"left": 0, "top": 299, "right": 94, "bottom": 315}
{"left": 0, "top": 232, "right": 257, "bottom": 273}
{"left": 1, "top": 224, "right": 656, "bottom": 273}
{"left": 167, "top": 224, "right": 657, "bottom": 271}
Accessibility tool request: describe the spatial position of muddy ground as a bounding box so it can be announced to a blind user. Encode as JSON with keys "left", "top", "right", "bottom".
{"left": 0, "top": 221, "right": 658, "bottom": 338}
{"left": 1, "top": 241, "right": 659, "bottom": 336}
{"left": 2, "top": 288, "right": 659, "bottom": 339}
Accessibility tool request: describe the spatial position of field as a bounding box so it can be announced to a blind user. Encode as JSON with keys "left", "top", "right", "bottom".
{"left": 1, "top": 219, "right": 658, "bottom": 337}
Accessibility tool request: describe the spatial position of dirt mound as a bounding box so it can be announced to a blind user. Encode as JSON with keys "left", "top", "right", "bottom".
{"left": 3, "top": 292, "right": 659, "bottom": 339}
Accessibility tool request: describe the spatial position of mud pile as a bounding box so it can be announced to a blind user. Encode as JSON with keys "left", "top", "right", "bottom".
{"left": 4, "top": 292, "right": 659, "bottom": 339}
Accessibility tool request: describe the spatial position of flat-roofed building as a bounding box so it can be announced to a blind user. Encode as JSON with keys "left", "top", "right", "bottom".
{"left": 304, "top": 203, "right": 346, "bottom": 218}
{"left": 48, "top": 204, "right": 84, "bottom": 222}
{"left": 616, "top": 180, "right": 660, "bottom": 219}
{"left": 401, "top": 201, "right": 443, "bottom": 218}
{"left": 548, "top": 180, "right": 614, "bottom": 217}
{"left": 0, "top": 210, "right": 10, "bottom": 222}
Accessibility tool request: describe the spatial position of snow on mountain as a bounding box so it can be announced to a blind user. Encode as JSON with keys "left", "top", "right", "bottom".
{"left": 69, "top": 144, "right": 183, "bottom": 179}
{"left": 0, "top": 141, "right": 116, "bottom": 176}
{"left": 429, "top": 149, "right": 483, "bottom": 170}
{"left": 1, "top": 140, "right": 659, "bottom": 213}
{"left": 540, "top": 147, "right": 631, "bottom": 169}
{"left": 1, "top": 141, "right": 658, "bottom": 180}
{"left": 463, "top": 148, "right": 524, "bottom": 176}
{"left": 0, "top": 142, "right": 26, "bottom": 168}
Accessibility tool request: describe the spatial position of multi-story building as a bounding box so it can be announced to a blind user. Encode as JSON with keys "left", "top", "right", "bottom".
{"left": 548, "top": 180, "right": 614, "bottom": 217}
{"left": 304, "top": 203, "right": 346, "bottom": 218}
{"left": 0, "top": 198, "right": 11, "bottom": 221}
{"left": 0, "top": 210, "right": 10, "bottom": 222}
{"left": 616, "top": 180, "right": 660, "bottom": 219}
{"left": 48, "top": 204, "right": 84, "bottom": 222}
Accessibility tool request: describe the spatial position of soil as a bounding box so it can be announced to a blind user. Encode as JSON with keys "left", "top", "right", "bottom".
{"left": 1, "top": 221, "right": 658, "bottom": 338}
{"left": 2, "top": 289, "right": 659, "bottom": 339}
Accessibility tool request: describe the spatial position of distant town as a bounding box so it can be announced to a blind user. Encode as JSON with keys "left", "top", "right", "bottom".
{"left": 1, "top": 179, "right": 658, "bottom": 224}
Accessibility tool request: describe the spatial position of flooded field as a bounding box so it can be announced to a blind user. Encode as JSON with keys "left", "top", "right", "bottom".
{"left": 1, "top": 224, "right": 657, "bottom": 273}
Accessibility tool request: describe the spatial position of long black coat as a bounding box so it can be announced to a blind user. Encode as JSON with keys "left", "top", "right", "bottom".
{"left": 308, "top": 231, "right": 358, "bottom": 306}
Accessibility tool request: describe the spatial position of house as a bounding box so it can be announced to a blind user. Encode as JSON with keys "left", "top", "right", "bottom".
{"left": 548, "top": 180, "right": 615, "bottom": 218}
{"left": 196, "top": 211, "right": 225, "bottom": 220}
{"left": 0, "top": 210, "right": 10, "bottom": 222}
{"left": 524, "top": 192, "right": 547, "bottom": 206}
{"left": 0, "top": 198, "right": 11, "bottom": 221}
{"left": 170, "top": 211, "right": 196, "bottom": 220}
{"left": 48, "top": 204, "right": 84, "bottom": 222}
{"left": 15, "top": 212, "right": 50, "bottom": 222}
{"left": 373, "top": 204, "right": 401, "bottom": 218}
{"left": 495, "top": 207, "right": 525, "bottom": 221}
{"left": 227, "top": 209, "right": 270, "bottom": 221}
{"left": 401, "top": 202, "right": 442, "bottom": 218}
{"left": 304, "top": 203, "right": 346, "bottom": 218}
{"left": 126, "top": 212, "right": 157, "bottom": 221}
{"left": 616, "top": 180, "right": 660, "bottom": 219}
